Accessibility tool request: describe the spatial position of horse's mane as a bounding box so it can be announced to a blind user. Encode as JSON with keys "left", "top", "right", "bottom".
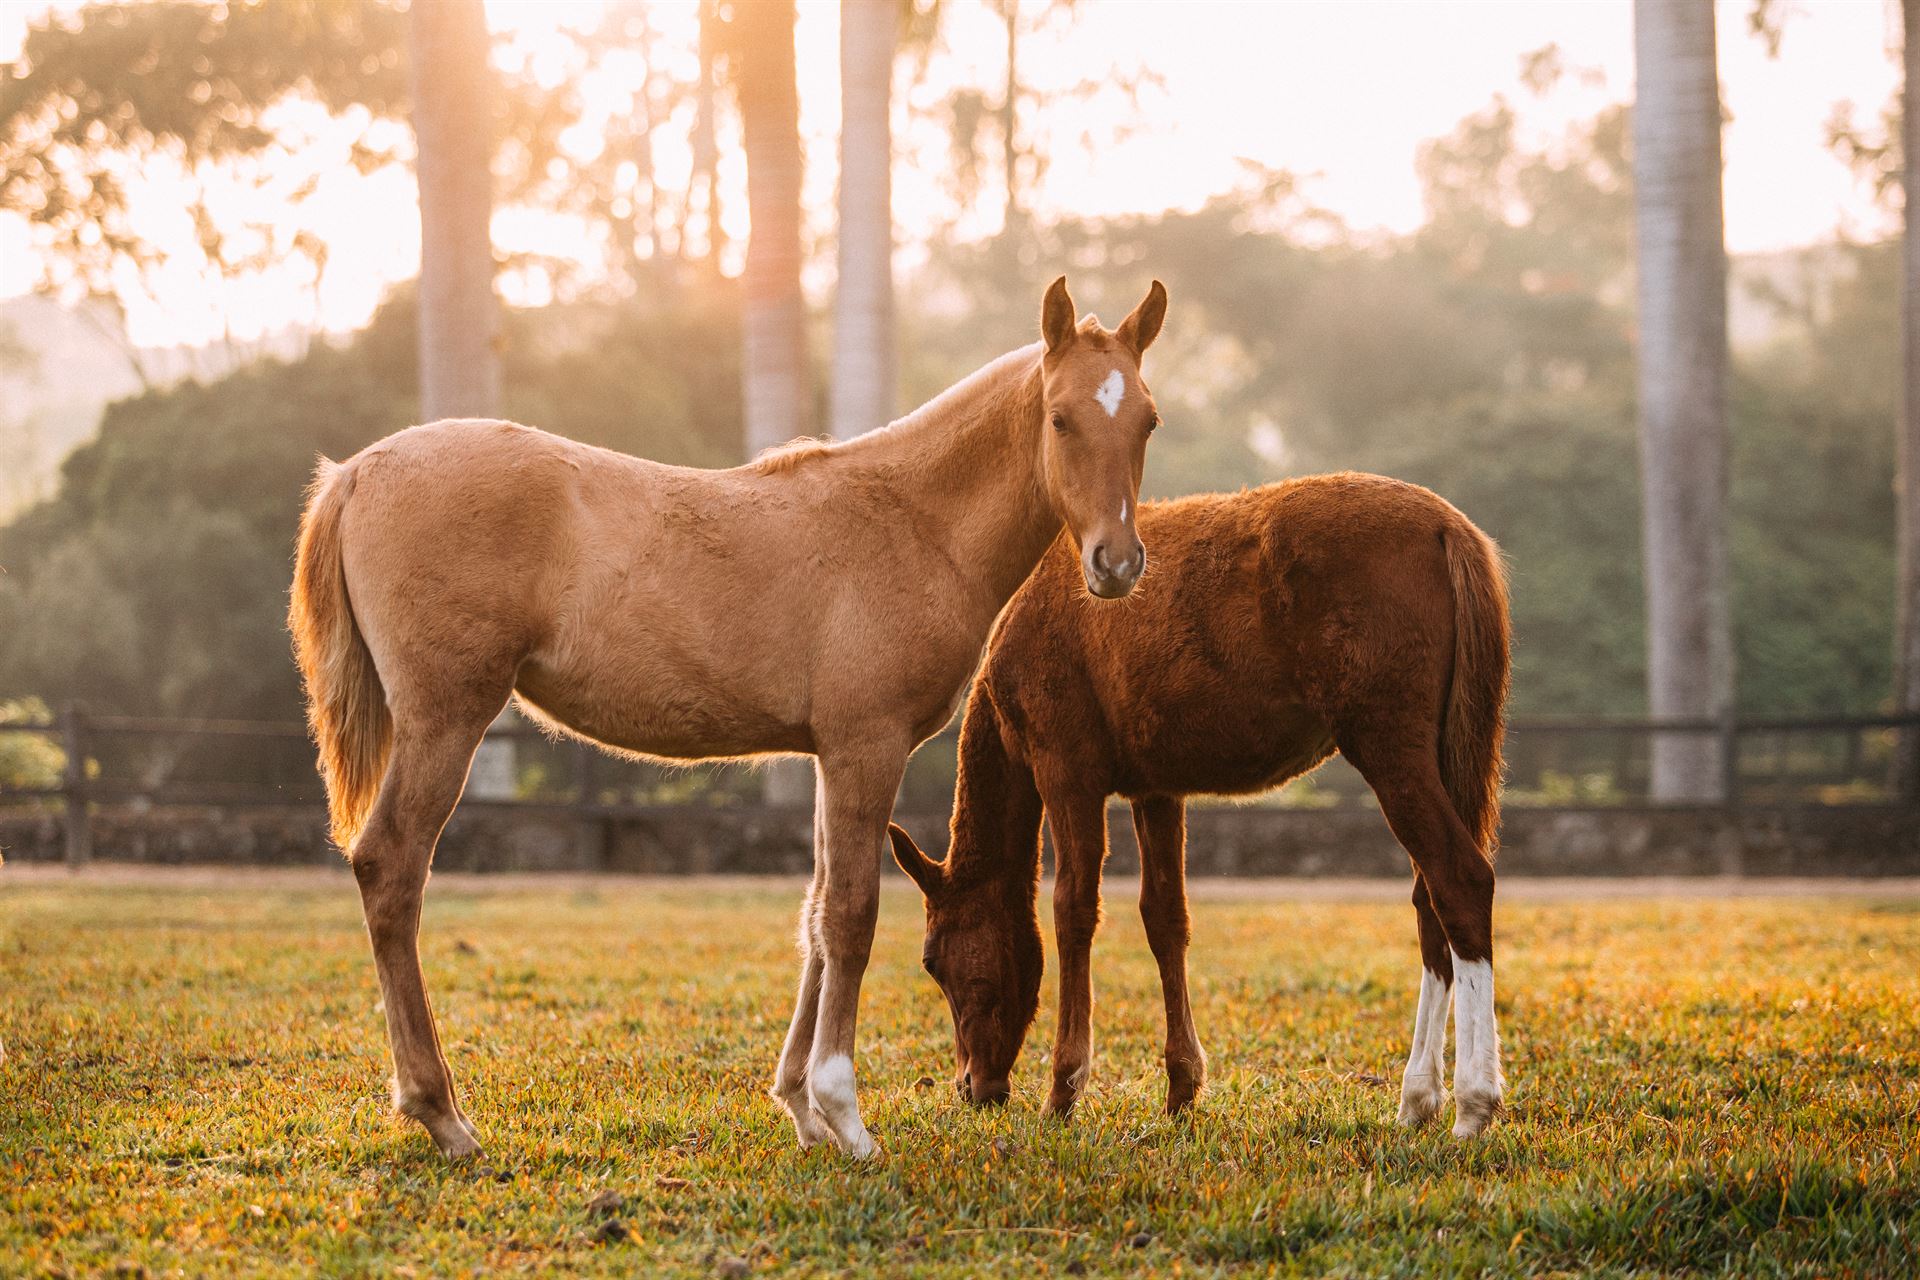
{"left": 749, "top": 437, "right": 835, "bottom": 475}
{"left": 745, "top": 342, "right": 1044, "bottom": 476}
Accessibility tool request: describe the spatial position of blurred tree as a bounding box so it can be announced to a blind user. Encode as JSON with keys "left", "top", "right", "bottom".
{"left": 832, "top": 0, "right": 900, "bottom": 438}
{"left": 0, "top": 0, "right": 409, "bottom": 373}
{"left": 0, "top": 293, "right": 742, "bottom": 734}
{"left": 410, "top": 0, "right": 499, "bottom": 421}
{"left": 1899, "top": 0, "right": 1920, "bottom": 795}
{"left": 695, "top": 0, "right": 728, "bottom": 272}
{"left": 1632, "top": 0, "right": 1733, "bottom": 801}
{"left": 727, "top": 0, "right": 815, "bottom": 806}
{"left": 729, "top": 0, "right": 813, "bottom": 457}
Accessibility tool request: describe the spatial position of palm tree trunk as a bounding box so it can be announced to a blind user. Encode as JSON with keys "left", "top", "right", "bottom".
{"left": 1896, "top": 0, "right": 1920, "bottom": 799}
{"left": 1632, "top": 0, "right": 1733, "bottom": 803}
{"left": 411, "top": 0, "right": 515, "bottom": 798}
{"left": 409, "top": 0, "right": 499, "bottom": 422}
{"left": 831, "top": 0, "right": 898, "bottom": 439}
{"left": 734, "top": 0, "right": 813, "bottom": 458}
{"left": 734, "top": 0, "right": 815, "bottom": 807}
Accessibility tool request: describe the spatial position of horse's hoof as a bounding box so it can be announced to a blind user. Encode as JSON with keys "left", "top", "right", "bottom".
{"left": 772, "top": 1086, "right": 834, "bottom": 1148}
{"left": 1451, "top": 1089, "right": 1502, "bottom": 1138}
{"left": 1165, "top": 1059, "right": 1205, "bottom": 1115}
{"left": 836, "top": 1127, "right": 878, "bottom": 1160}
{"left": 432, "top": 1118, "right": 484, "bottom": 1161}
{"left": 1397, "top": 1075, "right": 1445, "bottom": 1127}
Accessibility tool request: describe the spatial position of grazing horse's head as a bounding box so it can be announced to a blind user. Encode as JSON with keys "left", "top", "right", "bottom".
{"left": 1037, "top": 276, "right": 1167, "bottom": 600}
{"left": 888, "top": 823, "right": 1043, "bottom": 1106}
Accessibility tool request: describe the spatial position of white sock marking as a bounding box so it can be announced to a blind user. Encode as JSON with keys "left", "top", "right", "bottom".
{"left": 810, "top": 1054, "right": 856, "bottom": 1117}
{"left": 1094, "top": 369, "right": 1126, "bottom": 417}
{"left": 1409, "top": 968, "right": 1449, "bottom": 1078}
{"left": 1449, "top": 950, "right": 1502, "bottom": 1124}
{"left": 1399, "top": 967, "right": 1450, "bottom": 1121}
{"left": 807, "top": 1053, "right": 874, "bottom": 1156}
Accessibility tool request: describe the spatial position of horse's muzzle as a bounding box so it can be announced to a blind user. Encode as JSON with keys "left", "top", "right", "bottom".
{"left": 1083, "top": 538, "right": 1144, "bottom": 598}
{"left": 961, "top": 1068, "right": 1011, "bottom": 1107}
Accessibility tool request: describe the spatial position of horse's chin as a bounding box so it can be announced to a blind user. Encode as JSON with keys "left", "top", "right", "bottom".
{"left": 1083, "top": 573, "right": 1139, "bottom": 600}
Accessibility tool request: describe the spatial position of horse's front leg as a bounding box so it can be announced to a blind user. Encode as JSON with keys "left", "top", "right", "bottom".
{"left": 1043, "top": 785, "right": 1109, "bottom": 1117}
{"left": 800, "top": 741, "right": 909, "bottom": 1158}
{"left": 770, "top": 766, "right": 835, "bottom": 1148}
{"left": 1132, "top": 795, "right": 1206, "bottom": 1114}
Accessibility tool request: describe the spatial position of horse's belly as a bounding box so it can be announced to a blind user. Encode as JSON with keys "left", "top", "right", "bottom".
{"left": 513, "top": 647, "right": 808, "bottom": 762}
{"left": 1121, "top": 699, "right": 1335, "bottom": 798}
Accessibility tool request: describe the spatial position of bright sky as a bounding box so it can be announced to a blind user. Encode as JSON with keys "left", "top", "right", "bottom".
{"left": 0, "top": 0, "right": 1903, "bottom": 348}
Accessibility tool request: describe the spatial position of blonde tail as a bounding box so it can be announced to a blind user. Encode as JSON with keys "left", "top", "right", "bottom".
{"left": 288, "top": 460, "right": 391, "bottom": 852}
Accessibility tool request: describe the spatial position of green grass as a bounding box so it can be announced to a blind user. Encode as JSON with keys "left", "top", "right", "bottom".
{"left": 3, "top": 875, "right": 1917, "bottom": 1277}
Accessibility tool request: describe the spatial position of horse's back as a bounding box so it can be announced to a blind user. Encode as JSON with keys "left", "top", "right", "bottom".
{"left": 981, "top": 474, "right": 1487, "bottom": 795}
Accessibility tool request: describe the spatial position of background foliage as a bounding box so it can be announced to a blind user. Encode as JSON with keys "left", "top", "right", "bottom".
{"left": 0, "top": 9, "right": 1900, "bottom": 726}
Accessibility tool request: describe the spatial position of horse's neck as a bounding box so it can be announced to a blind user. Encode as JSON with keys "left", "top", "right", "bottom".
{"left": 943, "top": 689, "right": 1045, "bottom": 894}
{"left": 861, "top": 345, "right": 1058, "bottom": 617}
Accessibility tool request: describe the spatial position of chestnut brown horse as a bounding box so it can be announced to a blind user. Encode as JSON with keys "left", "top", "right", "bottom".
{"left": 289, "top": 277, "right": 1167, "bottom": 1160}
{"left": 889, "top": 473, "right": 1511, "bottom": 1137}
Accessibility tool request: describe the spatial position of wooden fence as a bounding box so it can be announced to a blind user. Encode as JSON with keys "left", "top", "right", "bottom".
{"left": 3, "top": 706, "right": 1917, "bottom": 869}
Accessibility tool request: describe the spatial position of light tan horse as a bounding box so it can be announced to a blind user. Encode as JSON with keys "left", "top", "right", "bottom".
{"left": 288, "top": 277, "right": 1167, "bottom": 1159}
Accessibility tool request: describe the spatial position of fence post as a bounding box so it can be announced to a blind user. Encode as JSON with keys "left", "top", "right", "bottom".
{"left": 61, "top": 703, "right": 91, "bottom": 869}
{"left": 1717, "top": 711, "right": 1740, "bottom": 810}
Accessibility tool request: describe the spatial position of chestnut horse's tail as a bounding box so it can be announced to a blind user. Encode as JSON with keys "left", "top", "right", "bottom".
{"left": 1439, "top": 518, "right": 1512, "bottom": 858}
{"left": 289, "top": 459, "right": 392, "bottom": 853}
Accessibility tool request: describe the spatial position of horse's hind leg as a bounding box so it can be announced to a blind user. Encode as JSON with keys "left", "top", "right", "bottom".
{"left": 1396, "top": 876, "right": 1453, "bottom": 1127}
{"left": 770, "top": 766, "right": 835, "bottom": 1148}
{"left": 350, "top": 713, "right": 500, "bottom": 1158}
{"left": 1133, "top": 795, "right": 1206, "bottom": 1114}
{"left": 1341, "top": 730, "right": 1503, "bottom": 1138}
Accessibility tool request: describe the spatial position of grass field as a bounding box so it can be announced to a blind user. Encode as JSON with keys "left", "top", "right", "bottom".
{"left": 3, "top": 871, "right": 1918, "bottom": 1277}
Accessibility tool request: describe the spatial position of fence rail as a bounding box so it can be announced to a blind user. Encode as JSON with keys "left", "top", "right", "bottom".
{"left": 4, "top": 706, "right": 1918, "bottom": 868}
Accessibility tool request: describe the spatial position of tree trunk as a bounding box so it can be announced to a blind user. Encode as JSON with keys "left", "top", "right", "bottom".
{"left": 411, "top": 0, "right": 514, "bottom": 799}
{"left": 831, "top": 0, "right": 898, "bottom": 439}
{"left": 409, "top": 0, "right": 499, "bottom": 422}
{"left": 1896, "top": 0, "right": 1920, "bottom": 799}
{"left": 734, "top": 0, "right": 813, "bottom": 458}
{"left": 734, "top": 0, "right": 814, "bottom": 807}
{"left": 1632, "top": 0, "right": 1733, "bottom": 803}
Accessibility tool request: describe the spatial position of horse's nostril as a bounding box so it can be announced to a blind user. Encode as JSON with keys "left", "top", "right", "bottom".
{"left": 1091, "top": 543, "right": 1110, "bottom": 574}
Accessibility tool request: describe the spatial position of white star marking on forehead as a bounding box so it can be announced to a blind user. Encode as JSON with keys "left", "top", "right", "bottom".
{"left": 1094, "top": 368, "right": 1126, "bottom": 418}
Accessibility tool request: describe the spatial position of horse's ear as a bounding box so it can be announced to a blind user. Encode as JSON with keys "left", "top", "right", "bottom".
{"left": 888, "top": 822, "right": 946, "bottom": 898}
{"left": 1116, "top": 279, "right": 1167, "bottom": 360}
{"left": 1041, "top": 275, "right": 1077, "bottom": 353}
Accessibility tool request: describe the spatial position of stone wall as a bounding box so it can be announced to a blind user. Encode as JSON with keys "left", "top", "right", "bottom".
{"left": 2, "top": 801, "right": 1915, "bottom": 876}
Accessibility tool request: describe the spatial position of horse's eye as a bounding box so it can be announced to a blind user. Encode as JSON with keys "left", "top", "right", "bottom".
{"left": 922, "top": 954, "right": 938, "bottom": 980}
{"left": 1049, "top": 411, "right": 1066, "bottom": 432}
{"left": 1148, "top": 413, "right": 1161, "bottom": 433}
